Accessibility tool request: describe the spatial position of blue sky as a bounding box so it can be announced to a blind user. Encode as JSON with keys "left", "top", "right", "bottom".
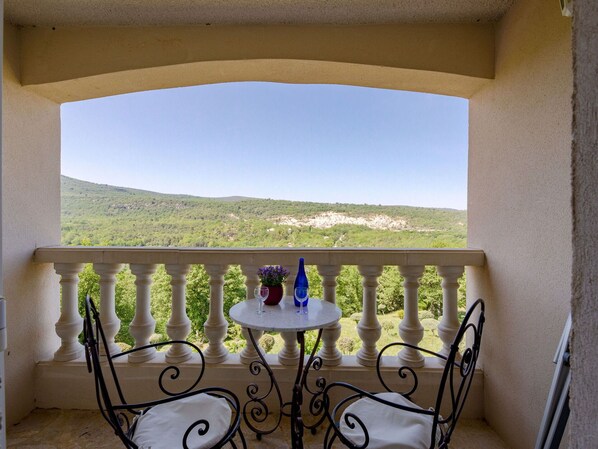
{"left": 61, "top": 82, "right": 468, "bottom": 209}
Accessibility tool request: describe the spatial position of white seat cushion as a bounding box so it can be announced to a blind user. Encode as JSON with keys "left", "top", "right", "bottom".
{"left": 339, "top": 392, "right": 439, "bottom": 449}
{"left": 132, "top": 393, "right": 232, "bottom": 449}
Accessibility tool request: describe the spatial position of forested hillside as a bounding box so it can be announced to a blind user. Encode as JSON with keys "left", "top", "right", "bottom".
{"left": 62, "top": 175, "right": 468, "bottom": 353}
{"left": 62, "top": 175, "right": 466, "bottom": 248}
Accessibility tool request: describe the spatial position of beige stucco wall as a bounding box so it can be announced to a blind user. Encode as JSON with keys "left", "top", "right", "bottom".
{"left": 18, "top": 23, "right": 494, "bottom": 102}
{"left": 570, "top": 0, "right": 598, "bottom": 447}
{"left": 468, "top": 0, "right": 572, "bottom": 448}
{"left": 2, "top": 22, "right": 61, "bottom": 425}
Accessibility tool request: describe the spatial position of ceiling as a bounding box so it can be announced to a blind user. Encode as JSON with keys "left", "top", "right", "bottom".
{"left": 5, "top": 0, "right": 514, "bottom": 27}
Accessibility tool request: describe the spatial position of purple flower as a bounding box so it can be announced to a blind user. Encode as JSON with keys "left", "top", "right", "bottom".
{"left": 257, "top": 265, "right": 290, "bottom": 286}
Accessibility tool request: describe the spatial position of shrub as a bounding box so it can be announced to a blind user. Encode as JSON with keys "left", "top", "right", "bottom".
{"left": 227, "top": 324, "right": 243, "bottom": 341}
{"left": 382, "top": 320, "right": 395, "bottom": 333}
{"left": 304, "top": 331, "right": 319, "bottom": 354}
{"left": 260, "top": 334, "right": 276, "bottom": 353}
{"left": 149, "top": 333, "right": 164, "bottom": 344}
{"left": 338, "top": 336, "right": 355, "bottom": 354}
{"left": 418, "top": 310, "right": 435, "bottom": 320}
{"left": 225, "top": 338, "right": 245, "bottom": 353}
{"left": 117, "top": 342, "right": 132, "bottom": 352}
{"left": 421, "top": 318, "right": 440, "bottom": 331}
{"left": 350, "top": 313, "right": 362, "bottom": 323}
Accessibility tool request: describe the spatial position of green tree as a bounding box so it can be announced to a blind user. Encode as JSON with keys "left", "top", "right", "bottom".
{"left": 377, "top": 267, "right": 403, "bottom": 314}
{"left": 336, "top": 266, "right": 362, "bottom": 317}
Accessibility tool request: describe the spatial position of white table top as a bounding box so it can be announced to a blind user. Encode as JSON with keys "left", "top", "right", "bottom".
{"left": 229, "top": 296, "right": 341, "bottom": 332}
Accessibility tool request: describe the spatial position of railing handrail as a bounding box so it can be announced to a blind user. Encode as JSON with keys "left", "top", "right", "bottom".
{"left": 34, "top": 246, "right": 485, "bottom": 267}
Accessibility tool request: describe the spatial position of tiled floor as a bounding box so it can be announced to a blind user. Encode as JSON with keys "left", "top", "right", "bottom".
{"left": 8, "top": 408, "right": 509, "bottom": 449}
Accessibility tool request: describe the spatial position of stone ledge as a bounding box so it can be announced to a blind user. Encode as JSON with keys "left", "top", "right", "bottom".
{"left": 35, "top": 355, "right": 483, "bottom": 418}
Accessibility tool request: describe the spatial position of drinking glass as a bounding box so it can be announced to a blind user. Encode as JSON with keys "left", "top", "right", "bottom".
{"left": 254, "top": 286, "right": 269, "bottom": 315}
{"left": 295, "top": 287, "right": 308, "bottom": 315}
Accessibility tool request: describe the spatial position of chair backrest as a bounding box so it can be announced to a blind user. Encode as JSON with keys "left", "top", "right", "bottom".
{"left": 83, "top": 296, "right": 138, "bottom": 448}
{"left": 433, "top": 298, "right": 485, "bottom": 447}
{"left": 84, "top": 297, "right": 240, "bottom": 449}
{"left": 374, "top": 299, "right": 485, "bottom": 449}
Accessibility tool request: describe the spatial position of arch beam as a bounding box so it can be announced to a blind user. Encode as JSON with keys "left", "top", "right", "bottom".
{"left": 20, "top": 24, "right": 494, "bottom": 101}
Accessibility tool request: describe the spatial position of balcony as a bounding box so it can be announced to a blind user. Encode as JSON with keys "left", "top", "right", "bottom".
{"left": 2, "top": 0, "right": 589, "bottom": 448}
{"left": 7, "top": 246, "right": 509, "bottom": 447}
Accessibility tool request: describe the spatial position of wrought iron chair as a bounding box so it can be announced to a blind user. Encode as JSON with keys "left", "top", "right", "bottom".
{"left": 83, "top": 296, "right": 246, "bottom": 449}
{"left": 322, "top": 299, "right": 485, "bottom": 449}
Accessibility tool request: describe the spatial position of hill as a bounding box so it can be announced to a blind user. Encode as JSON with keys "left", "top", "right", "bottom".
{"left": 61, "top": 175, "right": 467, "bottom": 248}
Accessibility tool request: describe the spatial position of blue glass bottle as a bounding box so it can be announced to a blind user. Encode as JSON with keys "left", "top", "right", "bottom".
{"left": 293, "top": 257, "right": 309, "bottom": 307}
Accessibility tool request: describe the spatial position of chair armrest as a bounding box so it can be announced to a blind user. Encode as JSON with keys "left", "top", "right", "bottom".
{"left": 112, "top": 386, "right": 241, "bottom": 415}
{"left": 111, "top": 339, "right": 203, "bottom": 360}
{"left": 324, "top": 382, "right": 434, "bottom": 418}
{"left": 376, "top": 341, "right": 461, "bottom": 396}
{"left": 378, "top": 341, "right": 447, "bottom": 361}
{"left": 111, "top": 340, "right": 206, "bottom": 397}
{"left": 378, "top": 341, "right": 468, "bottom": 370}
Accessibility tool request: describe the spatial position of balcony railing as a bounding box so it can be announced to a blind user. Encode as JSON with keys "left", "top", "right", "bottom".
{"left": 34, "top": 246, "right": 485, "bottom": 370}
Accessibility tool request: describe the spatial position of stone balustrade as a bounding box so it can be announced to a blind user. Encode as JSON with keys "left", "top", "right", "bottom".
{"left": 35, "top": 247, "right": 484, "bottom": 369}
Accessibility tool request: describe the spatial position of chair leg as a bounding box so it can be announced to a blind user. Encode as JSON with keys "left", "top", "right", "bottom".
{"left": 323, "top": 424, "right": 338, "bottom": 449}
{"left": 235, "top": 428, "right": 247, "bottom": 449}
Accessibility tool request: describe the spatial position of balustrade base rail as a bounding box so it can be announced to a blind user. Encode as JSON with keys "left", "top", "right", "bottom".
{"left": 34, "top": 355, "right": 484, "bottom": 420}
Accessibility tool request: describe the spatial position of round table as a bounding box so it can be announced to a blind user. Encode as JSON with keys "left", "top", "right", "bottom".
{"left": 230, "top": 296, "right": 341, "bottom": 449}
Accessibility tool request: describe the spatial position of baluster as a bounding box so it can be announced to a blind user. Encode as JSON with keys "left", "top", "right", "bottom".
{"left": 284, "top": 267, "right": 296, "bottom": 299}
{"left": 398, "top": 265, "right": 425, "bottom": 367}
{"left": 239, "top": 264, "right": 263, "bottom": 364}
{"left": 279, "top": 268, "right": 299, "bottom": 365}
{"left": 204, "top": 264, "right": 229, "bottom": 363}
{"left": 93, "top": 263, "right": 124, "bottom": 356}
{"left": 317, "top": 264, "right": 342, "bottom": 366}
{"left": 53, "top": 263, "right": 85, "bottom": 361}
{"left": 437, "top": 266, "right": 465, "bottom": 361}
{"left": 128, "top": 264, "right": 158, "bottom": 363}
{"left": 165, "top": 264, "right": 192, "bottom": 363}
{"left": 356, "top": 265, "right": 383, "bottom": 367}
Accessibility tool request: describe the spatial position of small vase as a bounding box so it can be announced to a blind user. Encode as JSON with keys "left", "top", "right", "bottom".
{"left": 263, "top": 284, "right": 284, "bottom": 305}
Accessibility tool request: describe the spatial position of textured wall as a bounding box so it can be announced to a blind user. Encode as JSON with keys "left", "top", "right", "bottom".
{"left": 570, "top": 0, "right": 598, "bottom": 447}
{"left": 19, "top": 24, "right": 494, "bottom": 102}
{"left": 468, "top": 0, "right": 572, "bottom": 448}
{"left": 2, "top": 22, "right": 61, "bottom": 425}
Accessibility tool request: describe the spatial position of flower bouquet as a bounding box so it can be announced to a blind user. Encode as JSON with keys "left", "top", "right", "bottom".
{"left": 257, "top": 265, "right": 290, "bottom": 305}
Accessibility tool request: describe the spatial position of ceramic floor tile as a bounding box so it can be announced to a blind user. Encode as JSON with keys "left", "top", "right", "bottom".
{"left": 8, "top": 409, "right": 509, "bottom": 449}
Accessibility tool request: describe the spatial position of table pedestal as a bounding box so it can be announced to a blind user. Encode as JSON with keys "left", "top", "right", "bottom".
{"left": 244, "top": 328, "right": 327, "bottom": 449}
{"left": 229, "top": 297, "right": 341, "bottom": 448}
